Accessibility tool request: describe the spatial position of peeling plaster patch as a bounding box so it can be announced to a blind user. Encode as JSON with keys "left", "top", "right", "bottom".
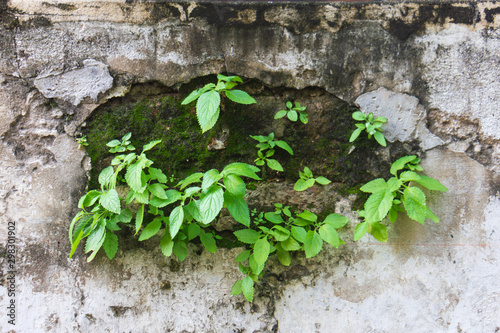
{"left": 355, "top": 88, "right": 444, "bottom": 150}
{"left": 34, "top": 59, "right": 113, "bottom": 106}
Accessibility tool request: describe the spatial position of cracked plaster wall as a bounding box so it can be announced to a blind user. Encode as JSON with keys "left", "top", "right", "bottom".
{"left": 0, "top": 1, "right": 500, "bottom": 332}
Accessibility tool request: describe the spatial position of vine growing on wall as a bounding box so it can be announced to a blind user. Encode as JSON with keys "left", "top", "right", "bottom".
{"left": 70, "top": 74, "right": 447, "bottom": 302}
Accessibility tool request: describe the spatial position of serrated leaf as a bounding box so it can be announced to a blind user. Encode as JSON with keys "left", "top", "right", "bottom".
{"left": 280, "top": 236, "right": 301, "bottom": 251}
{"left": 160, "top": 232, "right": 174, "bottom": 257}
{"left": 99, "top": 189, "right": 121, "bottom": 214}
{"left": 80, "top": 190, "right": 101, "bottom": 208}
{"left": 354, "top": 222, "right": 369, "bottom": 241}
{"left": 181, "top": 88, "right": 204, "bottom": 105}
{"left": 135, "top": 204, "right": 144, "bottom": 234}
{"left": 169, "top": 206, "right": 184, "bottom": 238}
{"left": 224, "top": 191, "right": 250, "bottom": 227}
{"left": 199, "top": 185, "right": 224, "bottom": 224}
{"left": 275, "top": 140, "right": 294, "bottom": 155}
{"left": 148, "top": 183, "right": 167, "bottom": 199}
{"left": 319, "top": 224, "right": 341, "bottom": 248}
{"left": 388, "top": 207, "right": 398, "bottom": 223}
{"left": 315, "top": 176, "right": 331, "bottom": 185}
{"left": 139, "top": 218, "right": 163, "bottom": 241}
{"left": 186, "top": 223, "right": 200, "bottom": 240}
{"left": 390, "top": 155, "right": 418, "bottom": 176}
{"left": 291, "top": 226, "right": 307, "bottom": 243}
{"left": 323, "top": 213, "right": 349, "bottom": 229}
{"left": 241, "top": 276, "right": 254, "bottom": 302}
{"left": 297, "top": 211, "right": 317, "bottom": 222}
{"left": 234, "top": 229, "right": 261, "bottom": 244}
{"left": 177, "top": 172, "right": 204, "bottom": 190}
{"left": 102, "top": 232, "right": 118, "bottom": 259}
{"left": 304, "top": 230, "right": 323, "bottom": 258}
{"left": 173, "top": 241, "right": 187, "bottom": 261}
{"left": 364, "top": 189, "right": 394, "bottom": 222}
{"left": 197, "top": 90, "right": 221, "bottom": 133}
{"left": 276, "top": 246, "right": 291, "bottom": 266}
{"left": 231, "top": 280, "right": 243, "bottom": 296}
{"left": 225, "top": 90, "right": 256, "bottom": 104}
{"left": 222, "top": 163, "right": 261, "bottom": 180}
{"left": 125, "top": 163, "right": 146, "bottom": 192}
{"left": 199, "top": 230, "right": 217, "bottom": 253}
{"left": 85, "top": 220, "right": 106, "bottom": 254}
{"left": 98, "top": 166, "right": 115, "bottom": 188}
{"left": 202, "top": 169, "right": 221, "bottom": 190}
{"left": 264, "top": 212, "right": 284, "bottom": 224}
{"left": 271, "top": 225, "right": 290, "bottom": 242}
{"left": 185, "top": 200, "right": 203, "bottom": 223}
{"left": 349, "top": 128, "right": 363, "bottom": 142}
{"left": 253, "top": 237, "right": 270, "bottom": 267}
{"left": 371, "top": 222, "right": 388, "bottom": 242}
{"left": 403, "top": 186, "right": 427, "bottom": 224}
{"left": 360, "top": 178, "right": 387, "bottom": 193}
{"left": 223, "top": 174, "right": 246, "bottom": 197}
{"left": 148, "top": 167, "right": 168, "bottom": 183}
{"left": 235, "top": 250, "right": 252, "bottom": 262}
{"left": 387, "top": 177, "right": 403, "bottom": 192}
{"left": 416, "top": 175, "right": 448, "bottom": 192}
{"left": 400, "top": 171, "right": 421, "bottom": 182}
{"left": 294, "top": 178, "right": 315, "bottom": 191}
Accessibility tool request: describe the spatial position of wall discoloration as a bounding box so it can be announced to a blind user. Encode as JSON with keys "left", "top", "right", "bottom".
{"left": 0, "top": 1, "right": 499, "bottom": 332}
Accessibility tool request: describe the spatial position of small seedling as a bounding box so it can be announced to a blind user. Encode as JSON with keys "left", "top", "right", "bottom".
{"left": 76, "top": 135, "right": 89, "bottom": 148}
{"left": 350, "top": 111, "right": 387, "bottom": 147}
{"left": 250, "top": 132, "right": 293, "bottom": 172}
{"left": 274, "top": 101, "right": 308, "bottom": 124}
{"left": 294, "top": 167, "right": 331, "bottom": 191}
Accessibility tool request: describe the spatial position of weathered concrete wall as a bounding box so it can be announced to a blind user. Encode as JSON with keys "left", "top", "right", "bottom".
{"left": 1, "top": 0, "right": 500, "bottom": 332}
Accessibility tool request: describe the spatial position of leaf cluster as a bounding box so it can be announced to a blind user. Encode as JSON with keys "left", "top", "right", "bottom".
{"left": 250, "top": 132, "right": 293, "bottom": 172}
{"left": 354, "top": 155, "right": 448, "bottom": 242}
{"left": 349, "top": 111, "right": 388, "bottom": 147}
{"left": 274, "top": 101, "right": 308, "bottom": 124}
{"left": 294, "top": 167, "right": 331, "bottom": 191}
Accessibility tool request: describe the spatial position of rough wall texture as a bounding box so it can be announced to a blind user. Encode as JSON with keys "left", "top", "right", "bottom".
{"left": 1, "top": 0, "right": 500, "bottom": 332}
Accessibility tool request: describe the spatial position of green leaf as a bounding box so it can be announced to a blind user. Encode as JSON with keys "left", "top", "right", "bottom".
{"left": 354, "top": 222, "right": 369, "bottom": 241}
{"left": 199, "top": 185, "right": 224, "bottom": 224}
{"left": 99, "top": 189, "right": 121, "bottom": 214}
{"left": 85, "top": 220, "right": 106, "bottom": 254}
{"left": 234, "top": 229, "right": 261, "bottom": 244}
{"left": 248, "top": 254, "right": 264, "bottom": 275}
{"left": 390, "top": 155, "right": 418, "bottom": 176}
{"left": 416, "top": 175, "right": 448, "bottom": 192}
{"left": 299, "top": 112, "right": 308, "bottom": 124}
{"left": 253, "top": 237, "right": 270, "bottom": 267}
{"left": 266, "top": 159, "right": 284, "bottom": 172}
{"left": 271, "top": 226, "right": 290, "bottom": 242}
{"left": 224, "top": 191, "right": 250, "bottom": 227}
{"left": 280, "top": 236, "right": 301, "bottom": 251}
{"left": 349, "top": 128, "right": 363, "bottom": 142}
{"left": 132, "top": 189, "right": 149, "bottom": 204}
{"left": 148, "top": 167, "right": 168, "bottom": 183}
{"left": 222, "top": 163, "right": 261, "bottom": 180}
{"left": 98, "top": 166, "right": 115, "bottom": 188}
{"left": 106, "top": 139, "right": 121, "bottom": 147}
{"left": 177, "top": 172, "right": 204, "bottom": 190}
{"left": 303, "top": 167, "right": 313, "bottom": 178}
{"left": 231, "top": 280, "right": 243, "bottom": 296}
{"left": 276, "top": 246, "right": 291, "bottom": 266}
{"left": 291, "top": 226, "right": 307, "bottom": 243}
{"left": 374, "top": 131, "right": 387, "bottom": 146}
{"left": 235, "top": 250, "right": 251, "bottom": 262}
{"left": 202, "top": 169, "right": 221, "bottom": 190}
{"left": 125, "top": 162, "right": 146, "bottom": 192}
{"left": 388, "top": 207, "right": 398, "bottom": 223}
{"left": 199, "top": 230, "right": 217, "bottom": 253}
{"left": 173, "top": 241, "right": 187, "bottom": 261}
{"left": 135, "top": 204, "right": 145, "bottom": 234}
{"left": 426, "top": 206, "right": 440, "bottom": 223}
{"left": 160, "top": 232, "right": 174, "bottom": 257}
{"left": 287, "top": 110, "right": 298, "bottom": 121}
{"left": 275, "top": 140, "right": 294, "bottom": 155}
{"left": 223, "top": 174, "right": 246, "bottom": 197}
{"left": 241, "top": 276, "right": 254, "bottom": 302}
{"left": 142, "top": 140, "right": 161, "bottom": 152}
{"left": 360, "top": 178, "right": 387, "bottom": 193}
{"left": 148, "top": 183, "right": 167, "bottom": 199}
{"left": 352, "top": 111, "right": 366, "bottom": 121}
{"left": 196, "top": 90, "right": 221, "bottom": 133}
{"left": 186, "top": 223, "right": 200, "bottom": 240}
{"left": 304, "top": 230, "right": 323, "bottom": 258}
{"left": 323, "top": 214, "right": 349, "bottom": 228}
{"left": 169, "top": 205, "right": 184, "bottom": 238}
{"left": 225, "top": 90, "right": 256, "bottom": 105}
{"left": 138, "top": 218, "right": 163, "bottom": 241}
{"left": 387, "top": 177, "right": 403, "bottom": 192}
{"left": 274, "top": 110, "right": 288, "bottom": 119}
{"left": 403, "top": 186, "right": 427, "bottom": 224}
{"left": 297, "top": 210, "right": 317, "bottom": 222}
{"left": 264, "top": 212, "right": 284, "bottom": 224}
{"left": 315, "top": 176, "right": 331, "bottom": 185}
{"left": 400, "top": 171, "right": 421, "bottom": 182}
{"left": 294, "top": 178, "right": 315, "bottom": 191}
{"left": 371, "top": 222, "right": 388, "bottom": 242}
{"left": 182, "top": 88, "right": 205, "bottom": 105}
{"left": 250, "top": 134, "right": 269, "bottom": 143}
{"left": 102, "top": 232, "right": 118, "bottom": 259}
{"left": 364, "top": 189, "right": 394, "bottom": 222}
{"left": 319, "top": 223, "right": 341, "bottom": 248}
{"left": 79, "top": 190, "right": 101, "bottom": 208}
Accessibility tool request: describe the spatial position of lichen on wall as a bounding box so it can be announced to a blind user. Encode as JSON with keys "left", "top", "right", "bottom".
{"left": 0, "top": 1, "right": 500, "bottom": 332}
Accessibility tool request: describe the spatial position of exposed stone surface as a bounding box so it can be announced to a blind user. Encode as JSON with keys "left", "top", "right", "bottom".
{"left": 0, "top": 1, "right": 499, "bottom": 332}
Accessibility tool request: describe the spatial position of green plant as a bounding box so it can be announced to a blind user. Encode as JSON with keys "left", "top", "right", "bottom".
{"left": 250, "top": 132, "right": 293, "bottom": 172}
{"left": 76, "top": 135, "right": 89, "bottom": 147}
{"left": 231, "top": 207, "right": 348, "bottom": 301}
{"left": 274, "top": 101, "right": 308, "bottom": 124}
{"left": 294, "top": 166, "right": 331, "bottom": 191}
{"left": 354, "top": 155, "right": 448, "bottom": 242}
{"left": 181, "top": 74, "right": 256, "bottom": 133}
{"left": 349, "top": 111, "right": 388, "bottom": 147}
